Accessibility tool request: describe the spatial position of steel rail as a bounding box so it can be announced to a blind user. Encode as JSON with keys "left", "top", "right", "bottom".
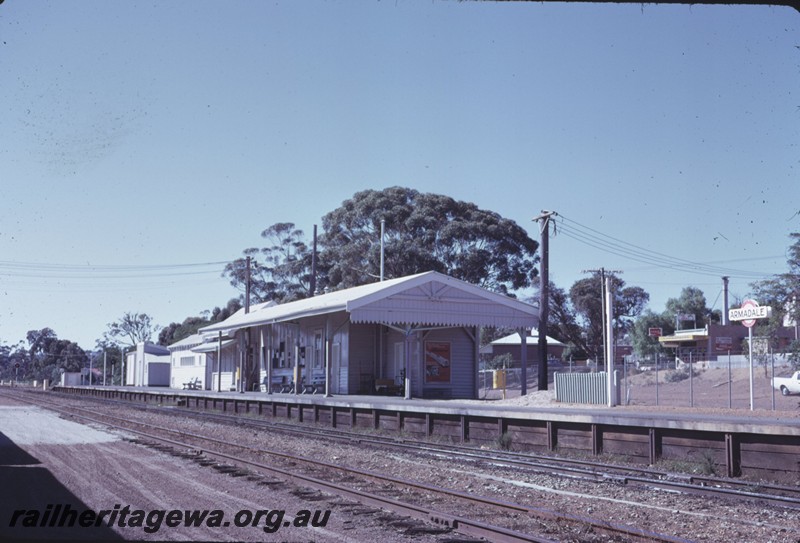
{"left": 6, "top": 389, "right": 690, "bottom": 543}
{"left": 49, "top": 387, "right": 800, "bottom": 509}
{"left": 25, "top": 387, "right": 800, "bottom": 510}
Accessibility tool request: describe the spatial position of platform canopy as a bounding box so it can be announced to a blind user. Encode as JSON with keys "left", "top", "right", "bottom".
{"left": 199, "top": 271, "right": 538, "bottom": 336}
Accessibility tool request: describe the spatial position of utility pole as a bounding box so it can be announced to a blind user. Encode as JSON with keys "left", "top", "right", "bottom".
{"left": 380, "top": 218, "right": 385, "bottom": 282}
{"left": 245, "top": 255, "right": 251, "bottom": 314}
{"left": 532, "top": 210, "right": 557, "bottom": 392}
{"left": 243, "top": 255, "right": 251, "bottom": 393}
{"left": 310, "top": 225, "right": 318, "bottom": 296}
{"left": 605, "top": 275, "right": 616, "bottom": 406}
{"left": 722, "top": 276, "right": 730, "bottom": 325}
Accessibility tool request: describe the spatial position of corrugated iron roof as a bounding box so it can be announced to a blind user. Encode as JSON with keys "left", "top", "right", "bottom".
{"left": 191, "top": 339, "right": 236, "bottom": 353}
{"left": 167, "top": 333, "right": 204, "bottom": 350}
{"left": 199, "top": 271, "right": 538, "bottom": 336}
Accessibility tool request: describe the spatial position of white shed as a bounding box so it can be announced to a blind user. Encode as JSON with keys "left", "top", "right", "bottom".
{"left": 125, "top": 342, "right": 170, "bottom": 387}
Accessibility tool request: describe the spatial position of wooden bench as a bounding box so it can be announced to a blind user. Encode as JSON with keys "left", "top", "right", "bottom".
{"left": 260, "top": 375, "right": 288, "bottom": 393}
{"left": 278, "top": 381, "right": 295, "bottom": 393}
{"left": 375, "top": 378, "right": 402, "bottom": 396}
{"left": 301, "top": 375, "right": 326, "bottom": 394}
{"left": 182, "top": 378, "right": 201, "bottom": 390}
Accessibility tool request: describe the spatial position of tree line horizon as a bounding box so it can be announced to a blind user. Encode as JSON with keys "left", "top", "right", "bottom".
{"left": 2, "top": 187, "right": 798, "bottom": 383}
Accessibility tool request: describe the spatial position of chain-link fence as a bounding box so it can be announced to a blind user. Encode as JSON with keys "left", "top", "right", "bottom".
{"left": 478, "top": 353, "right": 799, "bottom": 412}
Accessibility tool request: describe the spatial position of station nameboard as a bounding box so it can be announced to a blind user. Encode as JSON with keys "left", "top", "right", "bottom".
{"left": 728, "top": 299, "right": 772, "bottom": 328}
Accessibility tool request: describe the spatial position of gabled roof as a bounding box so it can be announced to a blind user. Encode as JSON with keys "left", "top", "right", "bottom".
{"left": 137, "top": 342, "right": 170, "bottom": 356}
{"left": 199, "top": 271, "right": 538, "bottom": 336}
{"left": 167, "top": 333, "right": 204, "bottom": 350}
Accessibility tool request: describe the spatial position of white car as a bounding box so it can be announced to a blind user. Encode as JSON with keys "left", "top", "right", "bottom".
{"left": 773, "top": 371, "right": 800, "bottom": 396}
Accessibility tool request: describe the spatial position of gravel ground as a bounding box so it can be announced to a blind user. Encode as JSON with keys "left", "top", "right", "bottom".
{"left": 3, "top": 388, "right": 799, "bottom": 543}
{"left": 0, "top": 394, "right": 447, "bottom": 543}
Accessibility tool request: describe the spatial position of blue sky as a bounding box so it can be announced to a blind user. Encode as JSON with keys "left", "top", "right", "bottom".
{"left": 1, "top": 1, "right": 798, "bottom": 348}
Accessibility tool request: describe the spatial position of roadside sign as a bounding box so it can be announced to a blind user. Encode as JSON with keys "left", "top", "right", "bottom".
{"left": 728, "top": 299, "right": 772, "bottom": 328}
{"left": 715, "top": 337, "right": 732, "bottom": 351}
{"left": 648, "top": 327, "right": 662, "bottom": 337}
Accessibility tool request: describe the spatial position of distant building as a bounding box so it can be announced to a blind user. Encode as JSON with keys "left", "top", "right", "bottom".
{"left": 658, "top": 323, "right": 797, "bottom": 360}
{"left": 167, "top": 334, "right": 207, "bottom": 389}
{"left": 125, "top": 342, "right": 170, "bottom": 386}
{"left": 480, "top": 329, "right": 566, "bottom": 367}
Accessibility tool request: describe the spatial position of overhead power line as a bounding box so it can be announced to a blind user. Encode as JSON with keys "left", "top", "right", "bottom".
{"left": 0, "top": 260, "right": 229, "bottom": 280}
{"left": 556, "top": 215, "right": 780, "bottom": 280}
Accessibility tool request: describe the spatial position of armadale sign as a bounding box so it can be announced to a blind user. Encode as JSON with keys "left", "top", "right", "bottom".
{"left": 728, "top": 303, "right": 771, "bottom": 323}
{"left": 727, "top": 299, "right": 773, "bottom": 411}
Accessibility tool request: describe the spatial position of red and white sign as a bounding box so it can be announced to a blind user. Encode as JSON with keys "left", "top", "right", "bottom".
{"left": 728, "top": 299, "right": 771, "bottom": 328}
{"left": 648, "top": 327, "right": 663, "bottom": 337}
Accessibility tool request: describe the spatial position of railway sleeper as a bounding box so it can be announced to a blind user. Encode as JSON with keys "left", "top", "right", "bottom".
{"left": 211, "top": 464, "right": 241, "bottom": 474}
{"left": 291, "top": 488, "right": 328, "bottom": 502}
{"left": 342, "top": 507, "right": 383, "bottom": 516}
{"left": 601, "top": 474, "right": 629, "bottom": 485}
{"left": 404, "top": 524, "right": 452, "bottom": 535}
{"left": 256, "top": 480, "right": 284, "bottom": 487}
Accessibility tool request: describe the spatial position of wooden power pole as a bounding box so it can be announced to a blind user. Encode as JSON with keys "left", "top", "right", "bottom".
{"left": 533, "top": 211, "right": 557, "bottom": 392}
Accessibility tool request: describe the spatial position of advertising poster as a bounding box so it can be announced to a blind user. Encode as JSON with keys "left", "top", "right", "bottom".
{"left": 424, "top": 341, "right": 451, "bottom": 383}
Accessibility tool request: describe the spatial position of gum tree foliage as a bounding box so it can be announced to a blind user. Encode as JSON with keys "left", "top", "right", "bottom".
{"left": 539, "top": 282, "right": 589, "bottom": 361}
{"left": 630, "top": 310, "right": 675, "bottom": 359}
{"left": 224, "top": 187, "right": 540, "bottom": 302}
{"left": 320, "top": 187, "right": 539, "bottom": 294}
{"left": 93, "top": 339, "right": 125, "bottom": 385}
{"left": 0, "top": 342, "right": 23, "bottom": 380}
{"left": 157, "top": 299, "right": 243, "bottom": 346}
{"left": 664, "top": 286, "right": 719, "bottom": 328}
{"left": 568, "top": 272, "right": 649, "bottom": 361}
{"left": 486, "top": 352, "right": 514, "bottom": 370}
{"left": 102, "top": 312, "right": 160, "bottom": 347}
{"left": 224, "top": 223, "right": 313, "bottom": 303}
{"left": 21, "top": 328, "right": 87, "bottom": 382}
{"left": 751, "top": 232, "right": 800, "bottom": 368}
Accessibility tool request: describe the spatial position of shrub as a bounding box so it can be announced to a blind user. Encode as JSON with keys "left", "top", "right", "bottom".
{"left": 497, "top": 432, "right": 513, "bottom": 451}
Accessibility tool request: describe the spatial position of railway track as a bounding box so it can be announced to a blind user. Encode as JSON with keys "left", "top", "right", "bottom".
{"left": 32, "top": 387, "right": 800, "bottom": 511}
{"left": 4, "top": 387, "right": 697, "bottom": 543}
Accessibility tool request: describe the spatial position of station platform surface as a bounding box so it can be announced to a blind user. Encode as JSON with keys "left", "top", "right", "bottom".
{"left": 57, "top": 385, "right": 800, "bottom": 437}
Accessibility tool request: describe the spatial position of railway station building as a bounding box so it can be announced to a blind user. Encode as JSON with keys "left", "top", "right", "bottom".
{"left": 197, "top": 271, "right": 539, "bottom": 399}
